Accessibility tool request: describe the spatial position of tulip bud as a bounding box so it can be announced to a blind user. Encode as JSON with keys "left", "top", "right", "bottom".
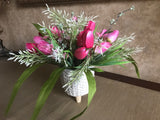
{"left": 74, "top": 47, "right": 89, "bottom": 60}
{"left": 51, "top": 26, "right": 61, "bottom": 37}
{"left": 85, "top": 21, "right": 95, "bottom": 31}
{"left": 107, "top": 30, "right": 119, "bottom": 43}
{"left": 37, "top": 40, "right": 53, "bottom": 55}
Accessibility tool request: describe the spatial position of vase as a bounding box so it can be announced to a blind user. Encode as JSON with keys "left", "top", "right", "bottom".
{"left": 61, "top": 69, "right": 94, "bottom": 103}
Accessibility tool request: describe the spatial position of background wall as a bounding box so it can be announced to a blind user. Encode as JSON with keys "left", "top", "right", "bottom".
{"left": 0, "top": 0, "right": 160, "bottom": 82}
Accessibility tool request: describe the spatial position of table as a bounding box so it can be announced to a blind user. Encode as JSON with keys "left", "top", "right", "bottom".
{"left": 1, "top": 61, "right": 160, "bottom": 120}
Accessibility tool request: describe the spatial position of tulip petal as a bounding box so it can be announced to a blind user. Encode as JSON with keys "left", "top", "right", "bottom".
{"left": 96, "top": 29, "right": 108, "bottom": 38}
{"left": 85, "top": 21, "right": 95, "bottom": 31}
{"left": 84, "top": 30, "right": 94, "bottom": 48}
{"left": 34, "top": 36, "right": 43, "bottom": 44}
{"left": 37, "top": 42, "right": 53, "bottom": 55}
{"left": 74, "top": 47, "right": 89, "bottom": 60}
{"left": 51, "top": 26, "right": 61, "bottom": 37}
{"left": 95, "top": 42, "right": 112, "bottom": 54}
{"left": 107, "top": 30, "right": 119, "bottom": 43}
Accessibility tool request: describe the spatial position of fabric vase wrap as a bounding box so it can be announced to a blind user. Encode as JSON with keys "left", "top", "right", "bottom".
{"left": 61, "top": 69, "right": 95, "bottom": 97}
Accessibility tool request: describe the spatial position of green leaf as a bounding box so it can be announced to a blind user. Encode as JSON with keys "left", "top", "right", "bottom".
{"left": 125, "top": 55, "right": 140, "bottom": 78}
{"left": 98, "top": 61, "right": 131, "bottom": 66}
{"left": 105, "top": 40, "right": 127, "bottom": 54}
{"left": 90, "top": 68, "right": 104, "bottom": 72}
{"left": 86, "top": 70, "right": 96, "bottom": 105}
{"left": 33, "top": 23, "right": 45, "bottom": 36}
{"left": 104, "top": 49, "right": 123, "bottom": 59}
{"left": 31, "top": 67, "right": 64, "bottom": 120}
{"left": 46, "top": 29, "right": 59, "bottom": 48}
{"left": 95, "top": 50, "right": 123, "bottom": 65}
{"left": 70, "top": 70, "right": 96, "bottom": 120}
{"left": 5, "top": 64, "right": 43, "bottom": 115}
{"left": 93, "top": 25, "right": 98, "bottom": 35}
{"left": 70, "top": 107, "right": 88, "bottom": 120}
{"left": 96, "top": 56, "right": 124, "bottom": 65}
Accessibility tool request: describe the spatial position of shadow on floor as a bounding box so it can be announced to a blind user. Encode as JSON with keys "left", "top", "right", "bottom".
{"left": 96, "top": 72, "right": 160, "bottom": 92}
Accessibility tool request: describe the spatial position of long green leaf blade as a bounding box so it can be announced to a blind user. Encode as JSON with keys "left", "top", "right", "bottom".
{"left": 70, "top": 70, "right": 96, "bottom": 120}
{"left": 90, "top": 68, "right": 104, "bottom": 72}
{"left": 31, "top": 67, "right": 64, "bottom": 120}
{"left": 104, "top": 41, "right": 127, "bottom": 55}
{"left": 5, "top": 64, "right": 43, "bottom": 115}
{"left": 95, "top": 56, "right": 124, "bottom": 65}
{"left": 98, "top": 61, "right": 131, "bottom": 66}
{"left": 86, "top": 70, "right": 96, "bottom": 106}
{"left": 70, "top": 107, "right": 88, "bottom": 120}
{"left": 95, "top": 50, "right": 123, "bottom": 65}
{"left": 125, "top": 55, "right": 140, "bottom": 78}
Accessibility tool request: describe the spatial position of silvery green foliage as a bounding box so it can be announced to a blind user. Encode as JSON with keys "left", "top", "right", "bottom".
{"left": 49, "top": 47, "right": 64, "bottom": 64}
{"left": 113, "top": 33, "right": 136, "bottom": 46}
{"left": 8, "top": 50, "right": 47, "bottom": 67}
{"left": 112, "top": 33, "right": 143, "bottom": 57}
{"left": 42, "top": 4, "right": 97, "bottom": 50}
{"left": 43, "top": 4, "right": 97, "bottom": 30}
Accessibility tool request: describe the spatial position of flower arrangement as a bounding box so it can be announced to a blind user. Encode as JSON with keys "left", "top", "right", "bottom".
{"left": 5, "top": 5, "right": 141, "bottom": 120}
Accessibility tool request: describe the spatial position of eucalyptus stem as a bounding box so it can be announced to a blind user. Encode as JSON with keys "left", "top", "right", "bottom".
{"left": 107, "top": 5, "right": 135, "bottom": 32}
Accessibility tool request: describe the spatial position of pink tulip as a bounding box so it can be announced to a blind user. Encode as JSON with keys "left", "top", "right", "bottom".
{"left": 74, "top": 47, "right": 89, "bottom": 60}
{"left": 26, "top": 43, "right": 37, "bottom": 53}
{"left": 51, "top": 26, "right": 61, "bottom": 37}
{"left": 34, "top": 36, "right": 43, "bottom": 44}
{"left": 77, "top": 30, "right": 94, "bottom": 48}
{"left": 95, "top": 42, "right": 112, "bottom": 54}
{"left": 85, "top": 21, "right": 95, "bottom": 31}
{"left": 96, "top": 29, "right": 108, "bottom": 38}
{"left": 107, "top": 30, "right": 119, "bottom": 43}
{"left": 30, "top": 36, "right": 53, "bottom": 55}
{"left": 37, "top": 40, "right": 53, "bottom": 55}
